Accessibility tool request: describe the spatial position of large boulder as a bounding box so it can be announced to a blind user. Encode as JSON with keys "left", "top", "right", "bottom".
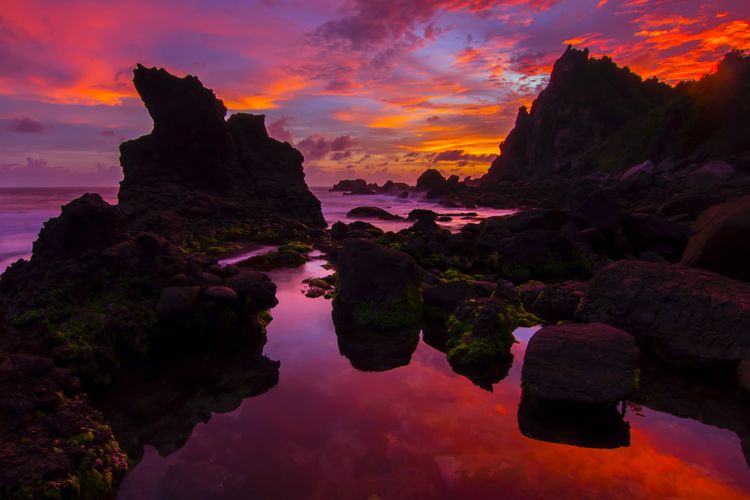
{"left": 520, "top": 280, "right": 585, "bottom": 322}
{"left": 621, "top": 214, "right": 691, "bottom": 261}
{"left": 416, "top": 168, "right": 447, "bottom": 191}
{"left": 522, "top": 323, "right": 640, "bottom": 404}
{"left": 578, "top": 260, "right": 750, "bottom": 365}
{"left": 681, "top": 195, "right": 750, "bottom": 281}
{"left": 333, "top": 239, "right": 423, "bottom": 329}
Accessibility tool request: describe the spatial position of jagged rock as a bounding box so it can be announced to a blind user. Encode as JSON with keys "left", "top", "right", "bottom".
{"left": 347, "top": 206, "right": 402, "bottom": 220}
{"left": 118, "top": 64, "right": 324, "bottom": 235}
{"left": 333, "top": 239, "right": 422, "bottom": 329}
{"left": 483, "top": 49, "right": 750, "bottom": 182}
{"left": 681, "top": 194, "right": 750, "bottom": 281}
{"left": 484, "top": 46, "right": 673, "bottom": 180}
{"left": 578, "top": 260, "right": 750, "bottom": 365}
{"left": 522, "top": 323, "right": 640, "bottom": 404}
{"left": 331, "top": 178, "right": 374, "bottom": 194}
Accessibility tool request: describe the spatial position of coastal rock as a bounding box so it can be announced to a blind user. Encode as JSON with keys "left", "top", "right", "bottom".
{"left": 681, "top": 194, "right": 750, "bottom": 281}
{"left": 621, "top": 214, "right": 690, "bottom": 261}
{"left": 416, "top": 168, "right": 447, "bottom": 191}
{"left": 31, "top": 193, "right": 127, "bottom": 259}
{"left": 578, "top": 260, "right": 750, "bottom": 365}
{"left": 119, "top": 64, "right": 324, "bottom": 236}
{"left": 621, "top": 160, "right": 655, "bottom": 183}
{"left": 225, "top": 270, "right": 278, "bottom": 310}
{"left": 521, "top": 280, "right": 585, "bottom": 322}
{"left": 347, "top": 206, "right": 403, "bottom": 220}
{"left": 203, "top": 286, "right": 238, "bottom": 302}
{"left": 522, "top": 323, "right": 640, "bottom": 404}
{"left": 333, "top": 239, "right": 423, "bottom": 329}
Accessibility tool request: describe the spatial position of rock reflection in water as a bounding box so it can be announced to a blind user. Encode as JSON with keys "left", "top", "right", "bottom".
{"left": 332, "top": 310, "right": 419, "bottom": 371}
{"left": 518, "top": 399, "right": 631, "bottom": 449}
{"left": 98, "top": 336, "right": 279, "bottom": 462}
{"left": 421, "top": 322, "right": 512, "bottom": 392}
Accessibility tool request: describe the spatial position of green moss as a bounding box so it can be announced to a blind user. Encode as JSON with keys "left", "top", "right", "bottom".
{"left": 440, "top": 268, "right": 476, "bottom": 282}
{"left": 278, "top": 241, "right": 313, "bottom": 254}
{"left": 351, "top": 284, "right": 423, "bottom": 329}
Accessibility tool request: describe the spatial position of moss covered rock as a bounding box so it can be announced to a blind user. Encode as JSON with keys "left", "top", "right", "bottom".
{"left": 333, "top": 239, "right": 423, "bottom": 329}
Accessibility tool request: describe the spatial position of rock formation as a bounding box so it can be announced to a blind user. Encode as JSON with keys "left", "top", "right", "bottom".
{"left": 119, "top": 64, "right": 325, "bottom": 238}
{"left": 483, "top": 47, "right": 750, "bottom": 182}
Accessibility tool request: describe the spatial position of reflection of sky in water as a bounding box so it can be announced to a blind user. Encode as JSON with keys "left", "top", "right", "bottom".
{"left": 1, "top": 188, "right": 747, "bottom": 498}
{"left": 118, "top": 258, "right": 750, "bottom": 500}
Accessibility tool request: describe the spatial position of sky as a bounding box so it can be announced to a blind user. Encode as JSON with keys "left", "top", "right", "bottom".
{"left": 1, "top": 0, "right": 749, "bottom": 187}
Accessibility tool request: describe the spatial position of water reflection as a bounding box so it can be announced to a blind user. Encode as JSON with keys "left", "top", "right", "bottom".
{"left": 332, "top": 311, "right": 420, "bottom": 372}
{"left": 518, "top": 399, "right": 631, "bottom": 449}
{"left": 99, "top": 336, "right": 279, "bottom": 462}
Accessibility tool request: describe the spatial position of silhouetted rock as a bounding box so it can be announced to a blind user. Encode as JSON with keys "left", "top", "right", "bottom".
{"left": 347, "top": 206, "right": 403, "bottom": 220}
{"left": 578, "top": 260, "right": 750, "bottom": 365}
{"left": 522, "top": 323, "right": 640, "bottom": 404}
{"left": 333, "top": 239, "right": 422, "bottom": 329}
{"left": 483, "top": 48, "right": 750, "bottom": 181}
{"left": 416, "top": 168, "right": 447, "bottom": 191}
{"left": 484, "top": 46, "right": 672, "bottom": 180}
{"left": 119, "top": 64, "right": 324, "bottom": 238}
{"left": 331, "top": 178, "right": 372, "bottom": 193}
{"left": 681, "top": 194, "right": 750, "bottom": 281}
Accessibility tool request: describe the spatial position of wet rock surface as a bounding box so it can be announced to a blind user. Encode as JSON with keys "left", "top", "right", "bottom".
{"left": 521, "top": 323, "right": 640, "bottom": 405}
{"left": 333, "top": 239, "right": 423, "bottom": 329}
{"left": 578, "top": 260, "right": 750, "bottom": 365}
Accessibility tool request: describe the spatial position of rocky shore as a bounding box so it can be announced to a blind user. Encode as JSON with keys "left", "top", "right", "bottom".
{"left": 0, "top": 65, "right": 324, "bottom": 497}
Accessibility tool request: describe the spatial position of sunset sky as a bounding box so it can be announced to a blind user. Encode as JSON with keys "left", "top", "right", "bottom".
{"left": 1, "top": 0, "right": 749, "bottom": 186}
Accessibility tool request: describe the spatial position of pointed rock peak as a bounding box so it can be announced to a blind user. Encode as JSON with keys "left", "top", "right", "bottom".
{"left": 132, "top": 64, "right": 227, "bottom": 133}
{"left": 551, "top": 45, "right": 591, "bottom": 80}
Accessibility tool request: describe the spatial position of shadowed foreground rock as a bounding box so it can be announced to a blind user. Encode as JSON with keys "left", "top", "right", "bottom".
{"left": 332, "top": 239, "right": 423, "bottom": 329}
{"left": 578, "top": 260, "right": 750, "bottom": 366}
{"left": 681, "top": 194, "right": 750, "bottom": 282}
{"left": 521, "top": 323, "right": 640, "bottom": 405}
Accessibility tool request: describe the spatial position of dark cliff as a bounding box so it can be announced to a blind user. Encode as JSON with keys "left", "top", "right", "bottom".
{"left": 483, "top": 47, "right": 750, "bottom": 182}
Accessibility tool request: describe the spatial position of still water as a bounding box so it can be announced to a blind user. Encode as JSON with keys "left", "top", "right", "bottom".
{"left": 0, "top": 187, "right": 748, "bottom": 499}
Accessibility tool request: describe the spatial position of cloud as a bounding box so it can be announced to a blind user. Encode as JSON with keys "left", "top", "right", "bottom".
{"left": 297, "top": 134, "right": 356, "bottom": 161}
{"left": 266, "top": 117, "right": 294, "bottom": 143}
{"left": 0, "top": 157, "right": 121, "bottom": 187}
{"left": 433, "top": 149, "right": 496, "bottom": 163}
{"left": 6, "top": 117, "right": 47, "bottom": 133}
